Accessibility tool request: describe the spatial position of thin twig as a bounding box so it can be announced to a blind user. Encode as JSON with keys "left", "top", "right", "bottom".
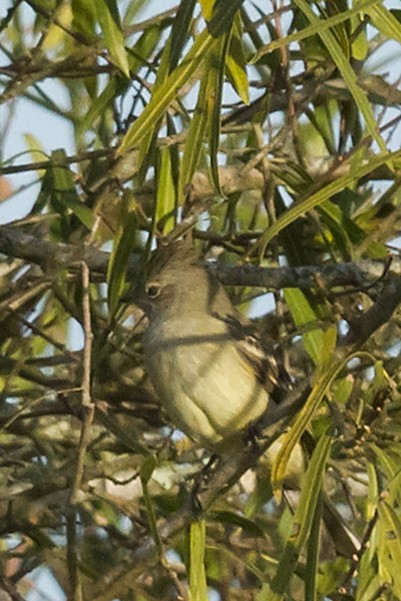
{"left": 70, "top": 262, "right": 95, "bottom": 503}
{"left": 66, "top": 507, "right": 82, "bottom": 601}
{"left": 68, "top": 263, "right": 95, "bottom": 600}
{"left": 81, "top": 262, "right": 93, "bottom": 409}
{"left": 0, "top": 149, "right": 110, "bottom": 174}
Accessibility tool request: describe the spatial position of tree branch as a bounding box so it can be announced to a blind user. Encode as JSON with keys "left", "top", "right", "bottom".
{"left": 0, "top": 224, "right": 398, "bottom": 291}
{"left": 342, "top": 274, "right": 401, "bottom": 346}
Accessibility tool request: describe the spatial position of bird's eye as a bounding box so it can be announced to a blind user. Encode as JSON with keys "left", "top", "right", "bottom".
{"left": 146, "top": 284, "right": 161, "bottom": 299}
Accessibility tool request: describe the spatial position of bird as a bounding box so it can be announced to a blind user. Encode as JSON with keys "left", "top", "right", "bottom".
{"left": 139, "top": 242, "right": 282, "bottom": 449}
{"left": 135, "top": 242, "right": 360, "bottom": 558}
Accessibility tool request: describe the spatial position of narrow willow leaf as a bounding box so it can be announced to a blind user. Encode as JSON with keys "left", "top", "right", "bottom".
{"left": 211, "top": 510, "right": 265, "bottom": 537}
{"left": 81, "top": 27, "right": 160, "bottom": 133}
{"left": 284, "top": 288, "right": 323, "bottom": 367}
{"left": 154, "top": 147, "right": 177, "bottom": 234}
{"left": 118, "top": 2, "right": 243, "bottom": 154}
{"left": 42, "top": 3, "right": 72, "bottom": 49}
{"left": 118, "top": 31, "right": 214, "bottom": 153}
{"left": 292, "top": 0, "right": 385, "bottom": 152}
{"left": 50, "top": 150, "right": 94, "bottom": 230}
{"left": 377, "top": 501, "right": 401, "bottom": 595}
{"left": 253, "top": 0, "right": 379, "bottom": 60}
{"left": 208, "top": 0, "right": 246, "bottom": 38}
{"left": 367, "top": 4, "right": 401, "bottom": 43}
{"left": 72, "top": 0, "right": 96, "bottom": 36}
{"left": 258, "top": 433, "right": 331, "bottom": 600}
{"left": 319, "top": 199, "right": 366, "bottom": 260}
{"left": 208, "top": 31, "right": 230, "bottom": 197}
{"left": 369, "top": 444, "right": 399, "bottom": 480}
{"left": 271, "top": 351, "right": 374, "bottom": 496}
{"left": 226, "top": 14, "right": 249, "bottom": 104}
{"left": 319, "top": 326, "right": 337, "bottom": 373}
{"left": 134, "top": 35, "right": 178, "bottom": 173}
{"left": 304, "top": 491, "right": 323, "bottom": 601}
{"left": 189, "top": 520, "right": 208, "bottom": 601}
{"left": 140, "top": 455, "right": 163, "bottom": 559}
{"left": 366, "top": 462, "right": 379, "bottom": 522}
{"left": 179, "top": 28, "right": 230, "bottom": 200}
{"left": 79, "top": 77, "right": 124, "bottom": 134}
{"left": 169, "top": 0, "right": 197, "bottom": 71}
{"left": 179, "top": 74, "right": 209, "bottom": 199}
{"left": 199, "top": 0, "right": 214, "bottom": 21}
{"left": 93, "top": 0, "right": 130, "bottom": 78}
{"left": 351, "top": 13, "right": 368, "bottom": 60}
{"left": 107, "top": 211, "right": 137, "bottom": 316}
{"left": 136, "top": 1, "right": 196, "bottom": 169}
{"left": 252, "top": 149, "right": 401, "bottom": 258}
{"left": 356, "top": 549, "right": 382, "bottom": 601}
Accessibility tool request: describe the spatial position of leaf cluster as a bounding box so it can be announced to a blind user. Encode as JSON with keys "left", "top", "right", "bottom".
{"left": 1, "top": 1, "right": 401, "bottom": 600}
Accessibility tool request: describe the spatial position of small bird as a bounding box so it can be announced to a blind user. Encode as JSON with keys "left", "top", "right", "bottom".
{"left": 138, "top": 243, "right": 360, "bottom": 558}
{"left": 140, "top": 243, "right": 281, "bottom": 448}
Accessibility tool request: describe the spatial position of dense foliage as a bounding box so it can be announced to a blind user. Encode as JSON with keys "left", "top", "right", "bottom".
{"left": 1, "top": 1, "right": 401, "bottom": 600}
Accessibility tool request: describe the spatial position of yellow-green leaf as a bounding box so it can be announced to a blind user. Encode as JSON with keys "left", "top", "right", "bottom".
{"left": 258, "top": 432, "right": 331, "bottom": 600}
{"left": 154, "top": 147, "right": 177, "bottom": 234}
{"left": 107, "top": 211, "right": 138, "bottom": 316}
{"left": 367, "top": 4, "right": 401, "bottom": 43}
{"left": 189, "top": 520, "right": 208, "bottom": 601}
{"left": 252, "top": 149, "right": 401, "bottom": 258}
{"left": 93, "top": 0, "right": 130, "bottom": 78}
{"left": 284, "top": 288, "right": 323, "bottom": 367}
{"left": 292, "top": 0, "right": 385, "bottom": 152}
{"left": 271, "top": 350, "right": 374, "bottom": 496}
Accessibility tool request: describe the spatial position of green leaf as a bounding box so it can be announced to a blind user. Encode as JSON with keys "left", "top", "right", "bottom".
{"left": 118, "top": 2, "right": 243, "bottom": 154}
{"left": 118, "top": 29, "right": 217, "bottom": 153}
{"left": 271, "top": 350, "right": 374, "bottom": 496}
{"left": 319, "top": 326, "right": 338, "bottom": 373}
{"left": 304, "top": 493, "right": 322, "bottom": 601}
{"left": 292, "top": 0, "right": 385, "bottom": 152}
{"left": 226, "top": 14, "right": 249, "bottom": 104}
{"left": 284, "top": 288, "right": 323, "bottom": 367}
{"left": 367, "top": 4, "right": 401, "bottom": 43}
{"left": 50, "top": 150, "right": 94, "bottom": 231}
{"left": 178, "top": 24, "right": 234, "bottom": 200}
{"left": 208, "top": 31, "right": 230, "bottom": 197}
{"left": 207, "top": 0, "right": 246, "bottom": 38}
{"left": 24, "top": 133, "right": 48, "bottom": 175}
{"left": 169, "top": 0, "right": 197, "bottom": 71}
{"left": 253, "top": 0, "right": 380, "bottom": 60}
{"left": 258, "top": 432, "right": 331, "bottom": 601}
{"left": 72, "top": 0, "right": 96, "bottom": 36}
{"left": 366, "top": 462, "right": 379, "bottom": 521}
{"left": 199, "top": 0, "right": 214, "bottom": 21}
{"left": 154, "top": 147, "right": 177, "bottom": 234}
{"left": 179, "top": 74, "right": 210, "bottom": 198}
{"left": 140, "top": 455, "right": 163, "bottom": 560}
{"left": 252, "top": 149, "right": 401, "bottom": 258}
{"left": 93, "top": 0, "right": 130, "bottom": 78}
{"left": 351, "top": 13, "right": 368, "bottom": 60}
{"left": 369, "top": 444, "right": 399, "bottom": 480}
{"left": 107, "top": 210, "right": 138, "bottom": 316}
{"left": 79, "top": 77, "right": 124, "bottom": 134}
{"left": 211, "top": 510, "right": 265, "bottom": 537}
{"left": 377, "top": 501, "right": 401, "bottom": 596}
{"left": 189, "top": 520, "right": 208, "bottom": 601}
{"left": 80, "top": 27, "right": 161, "bottom": 134}
{"left": 140, "top": 454, "right": 157, "bottom": 483}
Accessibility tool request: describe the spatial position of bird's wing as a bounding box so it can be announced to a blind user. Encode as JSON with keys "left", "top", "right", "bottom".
{"left": 215, "top": 312, "right": 282, "bottom": 397}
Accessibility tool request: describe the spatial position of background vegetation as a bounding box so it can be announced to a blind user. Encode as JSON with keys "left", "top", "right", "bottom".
{"left": 1, "top": 0, "right": 401, "bottom": 599}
